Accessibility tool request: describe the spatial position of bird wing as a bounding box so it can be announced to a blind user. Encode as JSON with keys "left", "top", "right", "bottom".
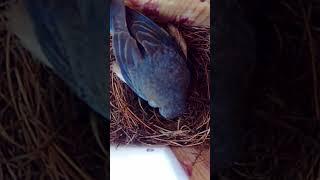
{"left": 112, "top": 31, "right": 142, "bottom": 88}
{"left": 112, "top": 29, "right": 150, "bottom": 101}
{"left": 125, "top": 7, "right": 178, "bottom": 55}
{"left": 111, "top": 1, "right": 149, "bottom": 100}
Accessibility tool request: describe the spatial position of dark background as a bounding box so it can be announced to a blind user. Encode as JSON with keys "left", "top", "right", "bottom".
{"left": 214, "top": 0, "right": 320, "bottom": 179}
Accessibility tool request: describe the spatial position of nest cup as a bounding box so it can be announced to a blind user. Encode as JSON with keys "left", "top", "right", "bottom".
{"left": 110, "top": 25, "right": 211, "bottom": 146}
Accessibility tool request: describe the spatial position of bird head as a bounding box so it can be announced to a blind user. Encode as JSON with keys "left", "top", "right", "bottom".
{"left": 159, "top": 99, "right": 187, "bottom": 119}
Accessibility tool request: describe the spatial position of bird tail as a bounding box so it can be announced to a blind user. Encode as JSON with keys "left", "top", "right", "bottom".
{"left": 110, "top": 0, "right": 127, "bottom": 33}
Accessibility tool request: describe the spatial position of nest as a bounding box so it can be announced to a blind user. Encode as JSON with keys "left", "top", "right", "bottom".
{"left": 110, "top": 25, "right": 211, "bottom": 146}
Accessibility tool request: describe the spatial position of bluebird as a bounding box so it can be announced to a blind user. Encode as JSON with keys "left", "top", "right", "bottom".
{"left": 110, "top": 0, "right": 191, "bottom": 119}
{"left": 5, "top": 0, "right": 108, "bottom": 119}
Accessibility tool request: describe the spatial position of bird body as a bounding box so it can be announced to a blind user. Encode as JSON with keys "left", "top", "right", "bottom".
{"left": 5, "top": 0, "right": 108, "bottom": 119}
{"left": 110, "top": 0, "right": 191, "bottom": 119}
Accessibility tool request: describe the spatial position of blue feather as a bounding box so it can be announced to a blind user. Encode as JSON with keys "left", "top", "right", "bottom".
{"left": 23, "top": 0, "right": 109, "bottom": 118}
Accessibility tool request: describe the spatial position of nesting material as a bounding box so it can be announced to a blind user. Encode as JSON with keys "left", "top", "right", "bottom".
{"left": 110, "top": 25, "right": 211, "bottom": 146}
